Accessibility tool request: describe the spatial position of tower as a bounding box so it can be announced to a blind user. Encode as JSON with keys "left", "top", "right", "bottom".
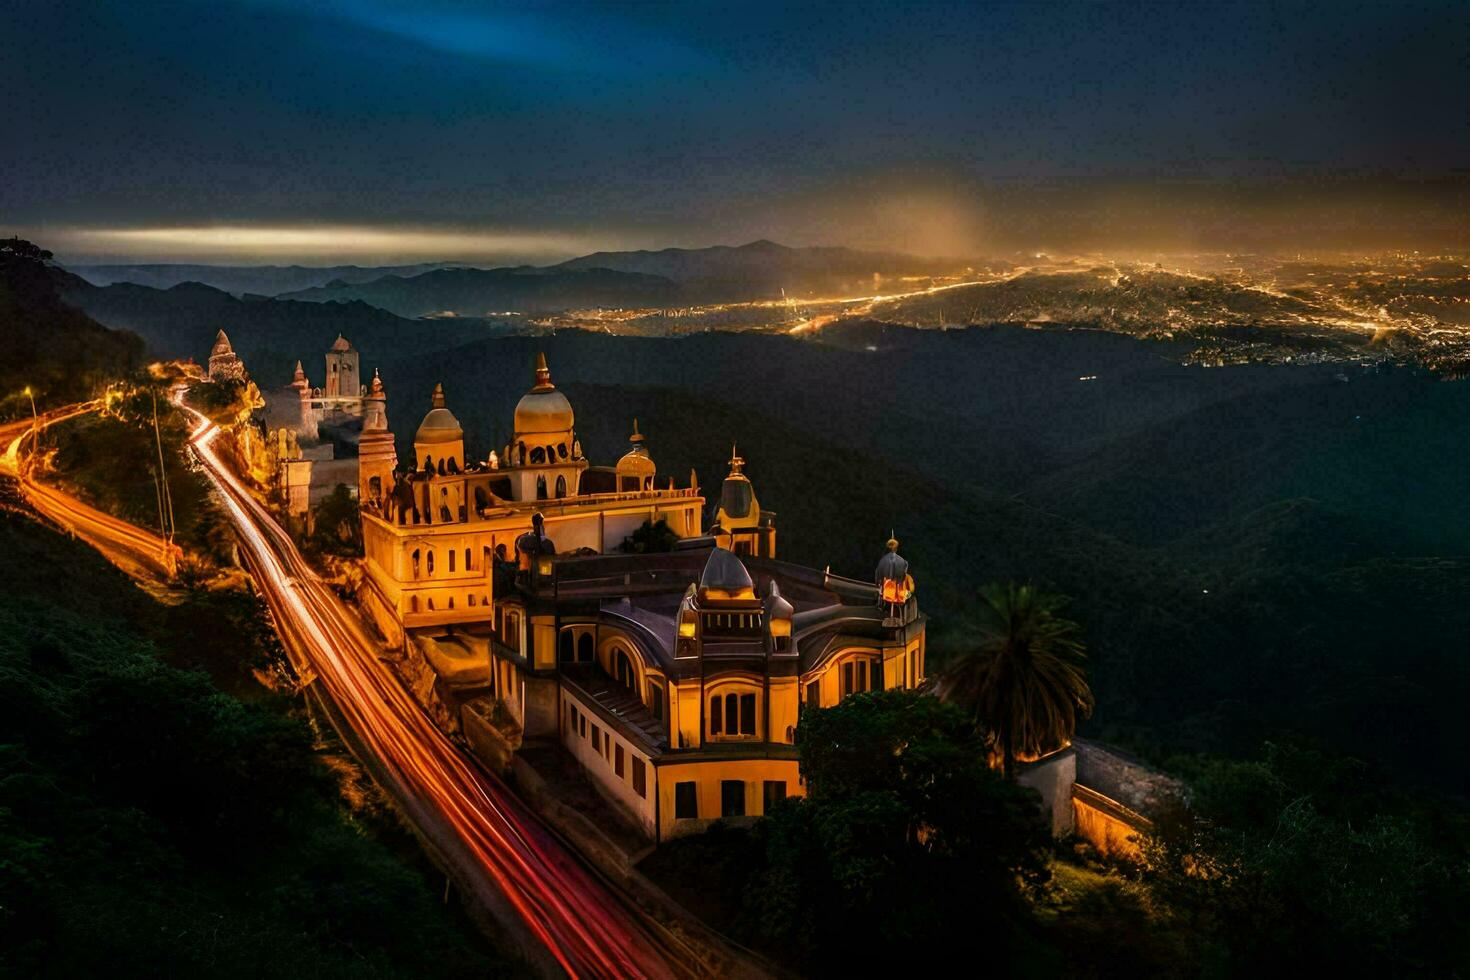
{"left": 711, "top": 445, "right": 776, "bottom": 557}
{"left": 324, "top": 334, "right": 359, "bottom": 399}
{"left": 616, "top": 418, "right": 656, "bottom": 491}
{"left": 358, "top": 369, "right": 397, "bottom": 511}
{"left": 208, "top": 329, "right": 246, "bottom": 382}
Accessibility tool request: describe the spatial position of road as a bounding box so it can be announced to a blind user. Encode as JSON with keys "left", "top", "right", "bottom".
{"left": 176, "top": 395, "right": 696, "bottom": 980}
{"left": 0, "top": 402, "right": 177, "bottom": 580}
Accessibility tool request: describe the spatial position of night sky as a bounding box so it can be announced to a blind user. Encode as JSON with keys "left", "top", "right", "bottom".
{"left": 5, "top": 1, "right": 1468, "bottom": 263}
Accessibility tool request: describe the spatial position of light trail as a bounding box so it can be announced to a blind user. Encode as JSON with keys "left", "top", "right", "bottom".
{"left": 1, "top": 402, "right": 177, "bottom": 580}
{"left": 176, "top": 394, "right": 694, "bottom": 980}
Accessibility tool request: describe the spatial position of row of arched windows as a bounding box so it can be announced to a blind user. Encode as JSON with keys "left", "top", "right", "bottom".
{"left": 410, "top": 546, "right": 479, "bottom": 578}
{"left": 535, "top": 475, "right": 569, "bottom": 500}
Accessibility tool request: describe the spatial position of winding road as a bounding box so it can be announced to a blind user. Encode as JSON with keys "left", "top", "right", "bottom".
{"left": 175, "top": 395, "right": 698, "bottom": 979}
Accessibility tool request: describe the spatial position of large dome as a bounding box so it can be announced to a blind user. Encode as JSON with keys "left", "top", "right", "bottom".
{"left": 515, "top": 388, "right": 574, "bottom": 435}
{"left": 514, "top": 352, "right": 574, "bottom": 435}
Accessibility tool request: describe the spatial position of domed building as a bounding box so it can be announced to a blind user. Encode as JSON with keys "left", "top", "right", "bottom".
{"left": 351, "top": 350, "right": 929, "bottom": 845}
{"left": 505, "top": 353, "right": 587, "bottom": 502}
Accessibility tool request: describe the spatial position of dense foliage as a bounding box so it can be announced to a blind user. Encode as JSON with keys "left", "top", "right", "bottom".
{"left": 309, "top": 483, "right": 364, "bottom": 557}
{"left": 643, "top": 691, "right": 1050, "bottom": 975}
{"left": 0, "top": 513, "right": 515, "bottom": 977}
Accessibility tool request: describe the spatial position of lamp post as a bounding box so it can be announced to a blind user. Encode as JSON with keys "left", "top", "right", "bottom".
{"left": 23, "top": 386, "right": 38, "bottom": 461}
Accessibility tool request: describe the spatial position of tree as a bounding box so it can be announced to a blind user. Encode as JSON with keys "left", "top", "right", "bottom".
{"left": 622, "top": 517, "right": 677, "bottom": 553}
{"left": 309, "top": 484, "right": 362, "bottom": 557}
{"left": 744, "top": 690, "right": 1050, "bottom": 973}
{"left": 939, "top": 583, "right": 1093, "bottom": 776}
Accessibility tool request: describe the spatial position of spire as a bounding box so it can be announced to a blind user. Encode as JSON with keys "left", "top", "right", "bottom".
{"left": 371, "top": 367, "right": 384, "bottom": 396}
{"left": 629, "top": 417, "right": 644, "bottom": 444}
{"left": 431, "top": 382, "right": 446, "bottom": 409}
{"left": 293, "top": 359, "right": 305, "bottom": 381}
{"left": 728, "top": 443, "right": 744, "bottom": 476}
{"left": 533, "top": 351, "right": 553, "bottom": 391}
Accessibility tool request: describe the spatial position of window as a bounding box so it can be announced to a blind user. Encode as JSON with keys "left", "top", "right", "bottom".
{"left": 675, "top": 781, "right": 697, "bottom": 819}
{"left": 615, "top": 744, "right": 625, "bottom": 778}
{"left": 591, "top": 724, "right": 601, "bottom": 754}
{"left": 577, "top": 633, "right": 593, "bottom": 663}
{"left": 711, "top": 692, "right": 757, "bottom": 737}
{"left": 632, "top": 759, "right": 647, "bottom": 798}
{"left": 870, "top": 660, "right": 884, "bottom": 691}
{"left": 412, "top": 549, "right": 421, "bottom": 578}
{"left": 555, "top": 475, "right": 567, "bottom": 498}
{"left": 427, "top": 551, "right": 435, "bottom": 575}
{"left": 448, "top": 550, "right": 455, "bottom": 572}
{"left": 536, "top": 475, "right": 547, "bottom": 499}
{"left": 649, "top": 684, "right": 664, "bottom": 721}
{"left": 567, "top": 704, "right": 577, "bottom": 735}
{"left": 805, "top": 680, "right": 819, "bottom": 708}
{"left": 721, "top": 780, "right": 745, "bottom": 817}
{"left": 464, "top": 547, "right": 471, "bottom": 570}
{"left": 579, "top": 714, "right": 587, "bottom": 737}
{"left": 613, "top": 648, "right": 635, "bottom": 689}
{"left": 763, "top": 780, "right": 787, "bottom": 812}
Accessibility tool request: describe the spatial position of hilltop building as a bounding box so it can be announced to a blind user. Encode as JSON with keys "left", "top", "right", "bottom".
{"left": 358, "top": 353, "right": 927, "bottom": 841}
{"left": 263, "top": 335, "right": 389, "bottom": 516}
{"left": 208, "top": 329, "right": 246, "bottom": 383}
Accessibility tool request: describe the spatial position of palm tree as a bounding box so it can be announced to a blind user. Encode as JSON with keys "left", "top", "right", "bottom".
{"left": 938, "top": 583, "right": 1094, "bottom": 778}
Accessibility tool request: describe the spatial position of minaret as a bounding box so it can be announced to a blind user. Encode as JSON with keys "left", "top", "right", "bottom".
{"left": 357, "top": 369, "right": 396, "bottom": 510}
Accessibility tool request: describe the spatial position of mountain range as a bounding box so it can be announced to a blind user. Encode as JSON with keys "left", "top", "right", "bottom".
{"left": 70, "top": 241, "right": 981, "bottom": 319}
{"left": 67, "top": 262, "right": 466, "bottom": 297}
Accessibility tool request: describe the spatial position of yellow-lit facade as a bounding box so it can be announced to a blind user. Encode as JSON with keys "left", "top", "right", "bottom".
{"left": 358, "top": 353, "right": 926, "bottom": 842}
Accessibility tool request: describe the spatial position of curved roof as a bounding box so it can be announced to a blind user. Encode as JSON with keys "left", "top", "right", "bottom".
{"left": 514, "top": 353, "right": 574, "bottom": 435}
{"left": 330, "top": 334, "right": 353, "bottom": 352}
{"left": 415, "top": 383, "right": 462, "bottom": 444}
{"left": 699, "top": 547, "right": 753, "bottom": 592}
{"left": 876, "top": 550, "right": 909, "bottom": 582}
{"left": 764, "top": 579, "right": 794, "bottom": 619}
{"left": 719, "top": 476, "right": 754, "bottom": 520}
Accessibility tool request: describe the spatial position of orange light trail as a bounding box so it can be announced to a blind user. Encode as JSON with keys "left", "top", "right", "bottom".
{"left": 176, "top": 393, "right": 684, "bottom": 980}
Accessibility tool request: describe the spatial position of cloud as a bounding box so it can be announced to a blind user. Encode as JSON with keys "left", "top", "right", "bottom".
{"left": 33, "top": 223, "right": 611, "bottom": 265}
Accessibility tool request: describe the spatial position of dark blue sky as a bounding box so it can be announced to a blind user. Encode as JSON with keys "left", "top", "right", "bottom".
{"left": 4, "top": 1, "right": 1467, "bottom": 262}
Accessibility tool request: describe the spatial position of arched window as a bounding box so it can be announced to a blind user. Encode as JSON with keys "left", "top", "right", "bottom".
{"left": 411, "top": 548, "right": 421, "bottom": 577}
{"left": 427, "top": 551, "right": 435, "bottom": 575}
{"left": 577, "top": 633, "right": 593, "bottom": 663}
{"left": 368, "top": 475, "right": 382, "bottom": 500}
{"left": 613, "top": 648, "right": 635, "bottom": 689}
{"left": 530, "top": 446, "right": 546, "bottom": 464}
{"left": 468, "top": 594, "right": 476, "bottom": 607}
{"left": 554, "top": 475, "right": 567, "bottom": 498}
{"left": 536, "top": 475, "right": 547, "bottom": 500}
{"left": 710, "top": 691, "right": 757, "bottom": 737}
{"left": 409, "top": 595, "right": 419, "bottom": 613}
{"left": 427, "top": 597, "right": 435, "bottom": 610}
{"left": 559, "top": 630, "right": 574, "bottom": 663}
{"left": 447, "top": 596, "right": 454, "bottom": 609}
{"left": 557, "top": 443, "right": 568, "bottom": 460}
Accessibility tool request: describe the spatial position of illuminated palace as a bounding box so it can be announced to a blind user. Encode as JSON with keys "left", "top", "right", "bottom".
{"left": 358, "top": 354, "right": 925, "bottom": 842}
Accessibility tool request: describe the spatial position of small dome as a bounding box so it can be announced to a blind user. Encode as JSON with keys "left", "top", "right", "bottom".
{"left": 416, "top": 383, "right": 462, "bottom": 444}
{"left": 875, "top": 535, "right": 910, "bottom": 583}
{"left": 211, "top": 329, "right": 233, "bottom": 356}
{"left": 617, "top": 418, "right": 655, "bottom": 476}
{"left": 514, "top": 352, "right": 575, "bottom": 435}
{"left": 700, "top": 547, "right": 753, "bottom": 593}
{"left": 330, "top": 334, "right": 353, "bottom": 352}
